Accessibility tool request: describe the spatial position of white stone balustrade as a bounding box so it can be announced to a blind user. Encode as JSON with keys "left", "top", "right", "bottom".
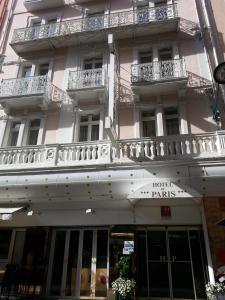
{"left": 68, "top": 68, "right": 105, "bottom": 90}
{"left": 11, "top": 4, "right": 178, "bottom": 44}
{"left": 0, "top": 133, "right": 224, "bottom": 170}
{"left": 115, "top": 132, "right": 225, "bottom": 161}
{"left": 131, "top": 59, "right": 187, "bottom": 84}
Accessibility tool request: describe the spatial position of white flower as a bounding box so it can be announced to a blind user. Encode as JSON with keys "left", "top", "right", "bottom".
{"left": 112, "top": 277, "right": 136, "bottom": 298}
{"left": 205, "top": 282, "right": 225, "bottom": 300}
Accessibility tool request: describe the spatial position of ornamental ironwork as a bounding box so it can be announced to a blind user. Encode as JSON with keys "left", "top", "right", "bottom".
{"left": 131, "top": 59, "right": 187, "bottom": 83}
{"left": 11, "top": 4, "right": 178, "bottom": 44}
{"left": 68, "top": 68, "right": 104, "bottom": 90}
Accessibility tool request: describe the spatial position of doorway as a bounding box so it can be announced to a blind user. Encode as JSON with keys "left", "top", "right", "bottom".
{"left": 136, "top": 227, "right": 208, "bottom": 299}
{"left": 47, "top": 228, "right": 109, "bottom": 298}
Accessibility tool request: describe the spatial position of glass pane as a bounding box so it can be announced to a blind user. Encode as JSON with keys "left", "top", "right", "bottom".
{"left": 166, "top": 118, "right": 179, "bottom": 135}
{"left": 171, "top": 262, "right": 194, "bottom": 299}
{"left": 190, "top": 231, "right": 207, "bottom": 299}
{"left": 143, "top": 120, "right": 156, "bottom": 137}
{"left": 159, "top": 48, "right": 172, "bottom": 61}
{"left": 95, "top": 230, "right": 108, "bottom": 297}
{"left": 50, "top": 231, "right": 66, "bottom": 295}
{"left": 22, "top": 228, "right": 49, "bottom": 296}
{"left": 39, "top": 64, "right": 49, "bottom": 76}
{"left": 79, "top": 125, "right": 88, "bottom": 142}
{"left": 140, "top": 52, "right": 152, "bottom": 64}
{"left": 66, "top": 231, "right": 80, "bottom": 296}
{"left": 91, "top": 125, "right": 99, "bottom": 141}
{"left": 0, "top": 230, "right": 12, "bottom": 259}
{"left": 80, "top": 230, "right": 93, "bottom": 297}
{"left": 28, "top": 129, "right": 39, "bottom": 145}
{"left": 10, "top": 132, "right": 19, "bottom": 146}
{"left": 22, "top": 66, "right": 32, "bottom": 78}
{"left": 149, "top": 262, "right": 170, "bottom": 297}
{"left": 136, "top": 231, "right": 148, "bottom": 297}
{"left": 168, "top": 231, "right": 190, "bottom": 261}
{"left": 147, "top": 231, "right": 167, "bottom": 261}
{"left": 92, "top": 114, "right": 100, "bottom": 121}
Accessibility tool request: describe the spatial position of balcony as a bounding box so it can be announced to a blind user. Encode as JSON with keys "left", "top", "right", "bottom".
{"left": 0, "top": 132, "right": 224, "bottom": 170}
{"left": 0, "top": 75, "right": 65, "bottom": 111}
{"left": 67, "top": 68, "right": 106, "bottom": 101}
{"left": 116, "top": 131, "right": 225, "bottom": 162}
{"left": 131, "top": 59, "right": 188, "bottom": 95}
{"left": 11, "top": 4, "right": 178, "bottom": 54}
{"left": 24, "top": 0, "right": 64, "bottom": 11}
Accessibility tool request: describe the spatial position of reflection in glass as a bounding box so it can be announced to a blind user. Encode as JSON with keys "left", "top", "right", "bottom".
{"left": 190, "top": 231, "right": 207, "bottom": 298}
{"left": 171, "top": 263, "right": 194, "bottom": 299}
{"left": 136, "top": 231, "right": 148, "bottom": 297}
{"left": 96, "top": 230, "right": 108, "bottom": 297}
{"left": 80, "top": 230, "right": 93, "bottom": 296}
{"left": 50, "top": 231, "right": 66, "bottom": 295}
{"left": 66, "top": 231, "right": 80, "bottom": 296}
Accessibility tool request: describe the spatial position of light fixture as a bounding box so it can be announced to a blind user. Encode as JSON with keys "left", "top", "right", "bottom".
{"left": 27, "top": 210, "right": 34, "bottom": 216}
{"left": 85, "top": 208, "right": 95, "bottom": 215}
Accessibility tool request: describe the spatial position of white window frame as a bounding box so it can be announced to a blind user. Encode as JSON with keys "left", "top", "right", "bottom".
{"left": 2, "top": 115, "right": 45, "bottom": 147}
{"left": 73, "top": 108, "right": 104, "bottom": 142}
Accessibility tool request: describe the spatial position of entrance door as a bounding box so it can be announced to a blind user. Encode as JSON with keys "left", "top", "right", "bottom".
{"left": 47, "top": 229, "right": 108, "bottom": 298}
{"left": 136, "top": 228, "right": 207, "bottom": 300}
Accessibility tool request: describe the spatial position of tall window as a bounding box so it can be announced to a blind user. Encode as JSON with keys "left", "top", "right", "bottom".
{"left": 8, "top": 121, "right": 21, "bottom": 146}
{"left": 142, "top": 110, "right": 156, "bottom": 137}
{"left": 47, "top": 18, "right": 58, "bottom": 37}
{"left": 139, "top": 51, "right": 153, "bottom": 81}
{"left": 79, "top": 114, "right": 100, "bottom": 142}
{"left": 164, "top": 107, "right": 180, "bottom": 135}
{"left": 27, "top": 119, "right": 41, "bottom": 145}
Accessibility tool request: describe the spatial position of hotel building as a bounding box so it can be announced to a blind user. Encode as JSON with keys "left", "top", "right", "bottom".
{"left": 0, "top": 0, "right": 225, "bottom": 299}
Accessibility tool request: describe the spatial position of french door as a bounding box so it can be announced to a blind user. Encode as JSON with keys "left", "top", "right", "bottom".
{"left": 47, "top": 228, "right": 109, "bottom": 298}
{"left": 136, "top": 228, "right": 208, "bottom": 300}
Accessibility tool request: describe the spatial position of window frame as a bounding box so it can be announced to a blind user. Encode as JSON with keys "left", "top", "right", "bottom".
{"left": 164, "top": 106, "right": 180, "bottom": 136}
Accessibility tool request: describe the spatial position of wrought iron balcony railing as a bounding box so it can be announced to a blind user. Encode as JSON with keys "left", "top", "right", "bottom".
{"left": 0, "top": 75, "right": 67, "bottom": 106}
{"left": 131, "top": 59, "right": 187, "bottom": 84}
{"left": 68, "top": 68, "right": 105, "bottom": 90}
{"left": 11, "top": 4, "right": 178, "bottom": 45}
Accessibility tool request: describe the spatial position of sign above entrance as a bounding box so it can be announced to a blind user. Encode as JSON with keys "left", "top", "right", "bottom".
{"left": 127, "top": 181, "right": 201, "bottom": 199}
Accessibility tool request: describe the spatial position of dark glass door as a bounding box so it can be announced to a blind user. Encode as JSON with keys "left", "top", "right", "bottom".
{"left": 168, "top": 231, "right": 195, "bottom": 299}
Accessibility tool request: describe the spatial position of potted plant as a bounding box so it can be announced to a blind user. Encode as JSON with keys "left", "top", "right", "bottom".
{"left": 206, "top": 282, "right": 225, "bottom": 300}
{"left": 112, "top": 256, "right": 136, "bottom": 300}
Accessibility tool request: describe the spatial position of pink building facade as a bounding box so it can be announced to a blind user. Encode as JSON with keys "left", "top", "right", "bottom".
{"left": 0, "top": 0, "right": 224, "bottom": 299}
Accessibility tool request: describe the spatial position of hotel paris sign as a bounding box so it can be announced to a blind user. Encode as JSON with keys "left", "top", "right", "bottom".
{"left": 128, "top": 181, "right": 201, "bottom": 199}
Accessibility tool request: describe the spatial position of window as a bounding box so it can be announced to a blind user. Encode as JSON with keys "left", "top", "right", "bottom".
{"left": 79, "top": 114, "right": 100, "bottom": 142}
{"left": 38, "top": 63, "right": 49, "bottom": 76}
{"left": 137, "top": 4, "right": 149, "bottom": 23}
{"left": 164, "top": 107, "right": 180, "bottom": 135}
{"left": 159, "top": 48, "right": 174, "bottom": 79}
{"left": 84, "top": 10, "right": 104, "bottom": 31}
{"left": 84, "top": 58, "right": 103, "bottom": 70}
{"left": 138, "top": 51, "right": 153, "bottom": 81}
{"left": 139, "top": 51, "right": 152, "bottom": 64}
{"left": 31, "top": 20, "right": 41, "bottom": 40}
{"left": 142, "top": 110, "right": 156, "bottom": 137}
{"left": 27, "top": 119, "right": 41, "bottom": 145}
{"left": 22, "top": 66, "right": 32, "bottom": 78}
{"left": 8, "top": 121, "right": 21, "bottom": 146}
{"left": 47, "top": 18, "right": 58, "bottom": 37}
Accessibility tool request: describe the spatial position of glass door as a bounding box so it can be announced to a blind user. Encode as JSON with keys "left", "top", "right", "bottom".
{"left": 47, "top": 228, "right": 108, "bottom": 298}
{"left": 136, "top": 227, "right": 208, "bottom": 300}
{"left": 168, "top": 230, "right": 195, "bottom": 299}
